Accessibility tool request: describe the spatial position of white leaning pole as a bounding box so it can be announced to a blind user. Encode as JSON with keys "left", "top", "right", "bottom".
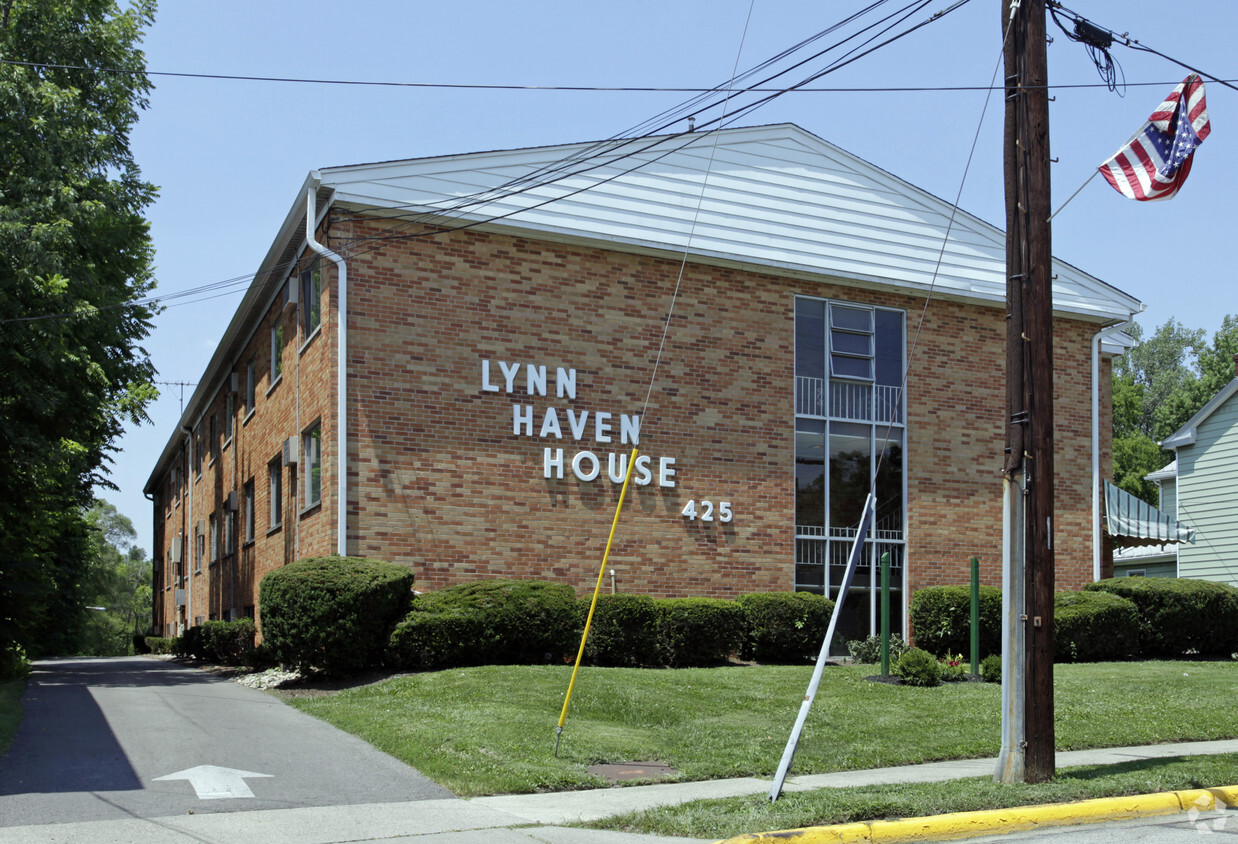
{"left": 769, "top": 492, "right": 875, "bottom": 802}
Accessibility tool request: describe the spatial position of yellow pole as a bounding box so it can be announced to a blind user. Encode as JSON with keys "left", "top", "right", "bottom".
{"left": 555, "top": 446, "right": 638, "bottom": 755}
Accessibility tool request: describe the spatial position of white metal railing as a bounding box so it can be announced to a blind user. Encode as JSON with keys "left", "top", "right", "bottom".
{"left": 796, "top": 377, "right": 903, "bottom": 424}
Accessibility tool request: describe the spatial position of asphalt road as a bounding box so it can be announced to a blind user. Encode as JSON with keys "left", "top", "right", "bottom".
{"left": 0, "top": 657, "right": 451, "bottom": 827}
{"left": 966, "top": 809, "right": 1238, "bottom": 842}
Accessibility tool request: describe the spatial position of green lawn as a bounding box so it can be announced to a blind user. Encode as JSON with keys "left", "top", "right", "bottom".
{"left": 285, "top": 660, "right": 1238, "bottom": 797}
{"left": 0, "top": 679, "right": 25, "bottom": 756}
{"left": 587, "top": 755, "right": 1238, "bottom": 840}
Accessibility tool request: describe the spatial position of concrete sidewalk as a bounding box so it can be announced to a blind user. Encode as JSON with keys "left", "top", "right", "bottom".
{"left": 1, "top": 739, "right": 1234, "bottom": 843}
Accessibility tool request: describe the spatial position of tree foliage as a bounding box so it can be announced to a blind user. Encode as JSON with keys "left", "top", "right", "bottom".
{"left": 1112, "top": 316, "right": 1238, "bottom": 503}
{"left": 0, "top": 0, "right": 158, "bottom": 657}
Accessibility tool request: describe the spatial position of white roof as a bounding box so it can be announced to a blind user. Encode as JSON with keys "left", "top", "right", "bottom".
{"left": 321, "top": 123, "right": 1141, "bottom": 321}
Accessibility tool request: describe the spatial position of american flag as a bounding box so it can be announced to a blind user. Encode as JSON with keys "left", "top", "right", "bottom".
{"left": 1099, "top": 74, "right": 1211, "bottom": 201}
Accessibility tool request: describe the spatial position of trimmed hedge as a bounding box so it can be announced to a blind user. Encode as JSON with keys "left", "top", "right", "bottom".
{"left": 145, "top": 636, "right": 173, "bottom": 655}
{"left": 1054, "top": 590, "right": 1140, "bottom": 663}
{"left": 583, "top": 593, "right": 660, "bottom": 667}
{"left": 908, "top": 584, "right": 1002, "bottom": 658}
{"left": 1085, "top": 577, "right": 1238, "bottom": 657}
{"left": 736, "top": 591, "right": 834, "bottom": 663}
{"left": 199, "top": 618, "right": 257, "bottom": 665}
{"left": 388, "top": 579, "right": 580, "bottom": 671}
{"left": 260, "top": 555, "right": 415, "bottom": 675}
{"left": 656, "top": 597, "right": 744, "bottom": 667}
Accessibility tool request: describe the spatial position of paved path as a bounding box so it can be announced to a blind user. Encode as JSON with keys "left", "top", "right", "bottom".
{"left": 0, "top": 657, "right": 450, "bottom": 827}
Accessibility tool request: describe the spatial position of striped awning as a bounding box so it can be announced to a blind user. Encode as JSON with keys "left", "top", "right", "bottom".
{"left": 1104, "top": 480, "right": 1195, "bottom": 548}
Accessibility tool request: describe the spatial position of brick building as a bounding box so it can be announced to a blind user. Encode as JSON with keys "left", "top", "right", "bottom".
{"left": 145, "top": 124, "right": 1141, "bottom": 643}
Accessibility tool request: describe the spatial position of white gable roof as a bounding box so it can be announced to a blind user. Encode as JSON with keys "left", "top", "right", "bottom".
{"left": 320, "top": 123, "right": 1140, "bottom": 321}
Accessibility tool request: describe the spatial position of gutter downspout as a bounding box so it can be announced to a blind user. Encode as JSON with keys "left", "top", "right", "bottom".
{"left": 1091, "top": 312, "right": 1139, "bottom": 581}
{"left": 180, "top": 424, "right": 193, "bottom": 634}
{"left": 305, "top": 177, "right": 348, "bottom": 557}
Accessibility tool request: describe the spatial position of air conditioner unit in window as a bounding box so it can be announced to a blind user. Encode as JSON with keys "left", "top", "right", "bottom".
{"left": 230, "top": 372, "right": 240, "bottom": 393}
{"left": 225, "top": 491, "right": 237, "bottom": 511}
{"left": 284, "top": 276, "right": 299, "bottom": 311}
{"left": 170, "top": 536, "right": 183, "bottom": 564}
{"left": 196, "top": 520, "right": 205, "bottom": 535}
{"left": 283, "top": 436, "right": 298, "bottom": 465}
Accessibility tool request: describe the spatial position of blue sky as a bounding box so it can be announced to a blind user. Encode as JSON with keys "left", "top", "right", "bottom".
{"left": 114, "top": 0, "right": 1238, "bottom": 551}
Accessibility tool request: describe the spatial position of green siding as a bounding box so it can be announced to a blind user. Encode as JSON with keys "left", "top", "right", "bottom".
{"left": 1159, "top": 478, "right": 1177, "bottom": 518}
{"left": 1177, "top": 393, "right": 1238, "bottom": 588}
{"left": 1113, "top": 560, "right": 1177, "bottom": 578}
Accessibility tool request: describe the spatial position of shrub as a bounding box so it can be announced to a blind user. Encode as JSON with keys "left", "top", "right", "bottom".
{"left": 583, "top": 593, "right": 660, "bottom": 667}
{"left": 893, "top": 647, "right": 941, "bottom": 687}
{"left": 1086, "top": 577, "right": 1238, "bottom": 657}
{"left": 847, "top": 634, "right": 908, "bottom": 665}
{"left": 737, "top": 592, "right": 835, "bottom": 663}
{"left": 938, "top": 653, "right": 967, "bottom": 682}
{"left": 656, "top": 598, "right": 744, "bottom": 667}
{"left": 0, "top": 643, "right": 29, "bottom": 681}
{"left": 1054, "top": 590, "right": 1140, "bottom": 662}
{"left": 172, "top": 626, "right": 203, "bottom": 658}
{"left": 909, "top": 584, "right": 1002, "bottom": 658}
{"left": 145, "top": 636, "right": 173, "bottom": 655}
{"left": 387, "top": 579, "right": 580, "bottom": 671}
{"left": 979, "top": 653, "right": 1001, "bottom": 683}
{"left": 199, "top": 619, "right": 257, "bottom": 665}
{"left": 132, "top": 632, "right": 151, "bottom": 655}
{"left": 260, "top": 555, "right": 415, "bottom": 676}
{"left": 388, "top": 610, "right": 492, "bottom": 671}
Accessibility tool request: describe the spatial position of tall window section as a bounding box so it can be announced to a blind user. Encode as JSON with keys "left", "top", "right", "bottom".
{"left": 303, "top": 423, "right": 322, "bottom": 510}
{"left": 301, "top": 265, "right": 322, "bottom": 337}
{"left": 794, "top": 296, "right": 907, "bottom": 648}
{"left": 268, "top": 458, "right": 283, "bottom": 530}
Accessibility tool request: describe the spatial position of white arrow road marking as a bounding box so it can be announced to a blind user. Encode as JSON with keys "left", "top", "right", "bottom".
{"left": 153, "top": 765, "right": 273, "bottom": 799}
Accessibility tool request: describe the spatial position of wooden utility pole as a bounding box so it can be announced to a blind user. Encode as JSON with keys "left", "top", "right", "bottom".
{"left": 998, "top": 0, "right": 1055, "bottom": 784}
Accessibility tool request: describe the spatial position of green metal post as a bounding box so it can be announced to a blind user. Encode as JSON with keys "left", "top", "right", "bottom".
{"left": 880, "top": 551, "right": 891, "bottom": 676}
{"left": 970, "top": 556, "right": 980, "bottom": 675}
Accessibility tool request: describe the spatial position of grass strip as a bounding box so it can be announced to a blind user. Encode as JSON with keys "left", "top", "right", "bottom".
{"left": 584, "top": 754, "right": 1238, "bottom": 840}
{"left": 0, "top": 679, "right": 26, "bottom": 756}
{"left": 284, "top": 660, "right": 1238, "bottom": 797}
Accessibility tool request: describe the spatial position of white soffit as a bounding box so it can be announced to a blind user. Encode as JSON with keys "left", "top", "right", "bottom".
{"left": 322, "top": 124, "right": 1140, "bottom": 321}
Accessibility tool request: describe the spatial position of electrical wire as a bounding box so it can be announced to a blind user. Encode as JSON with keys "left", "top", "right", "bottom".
{"left": 334, "top": 0, "right": 972, "bottom": 255}
{"left": 3, "top": 0, "right": 980, "bottom": 325}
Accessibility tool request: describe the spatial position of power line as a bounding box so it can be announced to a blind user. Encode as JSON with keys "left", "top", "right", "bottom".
{"left": 0, "top": 56, "right": 1218, "bottom": 93}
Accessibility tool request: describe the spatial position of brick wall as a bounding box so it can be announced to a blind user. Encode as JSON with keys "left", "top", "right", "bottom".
{"left": 150, "top": 212, "right": 1117, "bottom": 632}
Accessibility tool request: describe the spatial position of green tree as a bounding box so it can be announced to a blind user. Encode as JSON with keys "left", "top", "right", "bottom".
{"left": 0, "top": 1, "right": 158, "bottom": 658}
{"left": 78, "top": 500, "right": 151, "bottom": 655}
{"left": 1111, "top": 316, "right": 1238, "bottom": 504}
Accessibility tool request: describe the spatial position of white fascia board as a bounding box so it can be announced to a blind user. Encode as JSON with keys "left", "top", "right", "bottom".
{"left": 146, "top": 174, "right": 331, "bottom": 493}
{"left": 1161, "top": 378, "right": 1238, "bottom": 450}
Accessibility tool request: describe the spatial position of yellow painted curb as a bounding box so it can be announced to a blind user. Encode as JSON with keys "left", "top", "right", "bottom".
{"left": 714, "top": 783, "right": 1238, "bottom": 843}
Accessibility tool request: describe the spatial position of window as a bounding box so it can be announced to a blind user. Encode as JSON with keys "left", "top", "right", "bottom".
{"left": 209, "top": 513, "right": 219, "bottom": 563}
{"left": 224, "top": 394, "right": 234, "bottom": 444}
{"left": 268, "top": 458, "right": 283, "bottom": 530}
{"left": 301, "top": 266, "right": 322, "bottom": 337}
{"left": 244, "top": 360, "right": 256, "bottom": 417}
{"left": 225, "top": 507, "right": 236, "bottom": 555}
{"left": 303, "top": 423, "right": 322, "bottom": 509}
{"left": 194, "top": 429, "right": 203, "bottom": 477}
{"left": 794, "top": 296, "right": 907, "bottom": 650}
{"left": 209, "top": 413, "right": 218, "bottom": 462}
{"left": 270, "top": 322, "right": 284, "bottom": 386}
{"left": 244, "top": 480, "right": 255, "bottom": 544}
{"left": 828, "top": 304, "right": 875, "bottom": 381}
{"left": 194, "top": 527, "right": 203, "bottom": 574}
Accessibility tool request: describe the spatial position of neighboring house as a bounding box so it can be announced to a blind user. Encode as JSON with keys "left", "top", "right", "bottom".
{"left": 144, "top": 123, "right": 1142, "bottom": 642}
{"left": 1110, "top": 461, "right": 1184, "bottom": 578}
{"left": 1157, "top": 367, "right": 1238, "bottom": 588}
